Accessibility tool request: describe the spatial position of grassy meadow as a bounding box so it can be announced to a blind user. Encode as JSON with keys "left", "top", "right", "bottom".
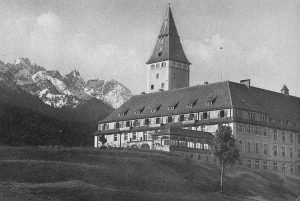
{"left": 0, "top": 146, "right": 299, "bottom": 201}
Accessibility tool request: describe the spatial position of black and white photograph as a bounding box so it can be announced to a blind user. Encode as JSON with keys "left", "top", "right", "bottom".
{"left": 0, "top": 0, "right": 299, "bottom": 200}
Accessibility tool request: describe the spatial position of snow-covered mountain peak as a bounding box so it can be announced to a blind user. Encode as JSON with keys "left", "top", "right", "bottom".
{"left": 14, "top": 57, "right": 31, "bottom": 66}
{"left": 2, "top": 58, "right": 133, "bottom": 108}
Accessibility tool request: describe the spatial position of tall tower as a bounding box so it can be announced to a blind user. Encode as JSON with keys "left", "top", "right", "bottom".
{"left": 146, "top": 5, "right": 191, "bottom": 93}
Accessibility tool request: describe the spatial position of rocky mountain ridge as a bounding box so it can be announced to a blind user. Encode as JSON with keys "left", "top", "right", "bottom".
{"left": 0, "top": 58, "right": 133, "bottom": 108}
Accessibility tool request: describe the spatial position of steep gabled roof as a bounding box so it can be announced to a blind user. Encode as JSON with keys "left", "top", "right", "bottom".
{"left": 101, "top": 81, "right": 232, "bottom": 123}
{"left": 146, "top": 6, "right": 190, "bottom": 65}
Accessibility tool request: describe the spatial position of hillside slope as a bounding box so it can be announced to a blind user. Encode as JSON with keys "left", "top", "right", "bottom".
{"left": 0, "top": 82, "right": 113, "bottom": 146}
{"left": 0, "top": 147, "right": 299, "bottom": 201}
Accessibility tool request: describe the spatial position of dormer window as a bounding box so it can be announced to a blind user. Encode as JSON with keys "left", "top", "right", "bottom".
{"left": 134, "top": 107, "right": 144, "bottom": 115}
{"left": 186, "top": 99, "right": 197, "bottom": 108}
{"left": 186, "top": 104, "right": 193, "bottom": 108}
{"left": 168, "top": 102, "right": 178, "bottom": 110}
{"left": 119, "top": 109, "right": 128, "bottom": 117}
{"left": 150, "top": 105, "right": 161, "bottom": 113}
{"left": 168, "top": 106, "right": 175, "bottom": 110}
{"left": 206, "top": 96, "right": 217, "bottom": 106}
{"left": 206, "top": 101, "right": 213, "bottom": 106}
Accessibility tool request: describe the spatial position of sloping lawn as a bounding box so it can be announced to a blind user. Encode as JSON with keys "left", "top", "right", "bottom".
{"left": 0, "top": 146, "right": 299, "bottom": 201}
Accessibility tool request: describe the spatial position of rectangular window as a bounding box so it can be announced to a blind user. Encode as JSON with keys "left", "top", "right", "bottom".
{"left": 167, "top": 116, "right": 173, "bottom": 123}
{"left": 273, "top": 145, "right": 277, "bottom": 156}
{"left": 143, "top": 132, "right": 147, "bottom": 141}
{"left": 238, "top": 140, "right": 243, "bottom": 152}
{"left": 263, "top": 127, "right": 267, "bottom": 137}
{"left": 202, "top": 112, "right": 208, "bottom": 119}
{"left": 246, "top": 125, "right": 251, "bottom": 133}
{"left": 290, "top": 164, "right": 294, "bottom": 173}
{"left": 161, "top": 83, "right": 164, "bottom": 88}
{"left": 156, "top": 117, "right": 161, "bottom": 124}
{"left": 290, "top": 147, "right": 293, "bottom": 158}
{"left": 219, "top": 110, "right": 225, "bottom": 118}
{"left": 281, "top": 163, "right": 285, "bottom": 172}
{"left": 114, "top": 134, "right": 117, "bottom": 141}
{"left": 132, "top": 132, "right": 137, "bottom": 140}
{"left": 133, "top": 119, "right": 140, "bottom": 127}
{"left": 273, "top": 162, "right": 278, "bottom": 171}
{"left": 126, "top": 121, "right": 131, "bottom": 127}
{"left": 282, "top": 132, "right": 285, "bottom": 142}
{"left": 237, "top": 123, "right": 244, "bottom": 133}
{"left": 236, "top": 110, "right": 242, "bottom": 118}
{"left": 254, "top": 126, "right": 260, "bottom": 135}
{"left": 290, "top": 133, "right": 293, "bottom": 143}
{"left": 255, "top": 142, "right": 259, "bottom": 154}
{"left": 124, "top": 133, "right": 128, "bottom": 141}
{"left": 263, "top": 161, "right": 268, "bottom": 170}
{"left": 247, "top": 160, "right": 251, "bottom": 168}
{"left": 255, "top": 160, "right": 259, "bottom": 169}
{"left": 247, "top": 141, "right": 251, "bottom": 153}
{"left": 151, "top": 85, "right": 154, "bottom": 90}
{"left": 263, "top": 144, "right": 268, "bottom": 155}
{"left": 273, "top": 129, "right": 277, "bottom": 140}
{"left": 187, "top": 141, "right": 195, "bottom": 148}
{"left": 156, "top": 74, "right": 159, "bottom": 79}
{"left": 179, "top": 115, "right": 184, "bottom": 122}
{"left": 144, "top": 118, "right": 150, "bottom": 125}
{"left": 282, "top": 146, "right": 286, "bottom": 157}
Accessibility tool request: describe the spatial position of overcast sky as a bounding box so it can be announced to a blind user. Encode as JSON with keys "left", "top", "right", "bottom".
{"left": 0, "top": 0, "right": 299, "bottom": 97}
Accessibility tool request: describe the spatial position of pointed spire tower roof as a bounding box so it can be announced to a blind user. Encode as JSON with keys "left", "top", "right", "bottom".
{"left": 146, "top": 5, "right": 191, "bottom": 65}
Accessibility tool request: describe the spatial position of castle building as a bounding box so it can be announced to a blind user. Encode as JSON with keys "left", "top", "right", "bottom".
{"left": 94, "top": 6, "right": 300, "bottom": 176}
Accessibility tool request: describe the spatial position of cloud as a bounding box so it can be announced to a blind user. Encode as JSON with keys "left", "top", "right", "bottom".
{"left": 184, "top": 33, "right": 282, "bottom": 89}
{"left": 66, "top": 33, "right": 144, "bottom": 92}
{"left": 37, "top": 12, "right": 62, "bottom": 33}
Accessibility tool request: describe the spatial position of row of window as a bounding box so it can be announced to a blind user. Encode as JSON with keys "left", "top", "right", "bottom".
{"left": 235, "top": 109, "right": 298, "bottom": 128}
{"left": 238, "top": 140, "right": 296, "bottom": 158}
{"left": 245, "top": 160, "right": 295, "bottom": 173}
{"left": 237, "top": 123, "right": 297, "bottom": 143}
{"left": 101, "top": 110, "right": 230, "bottom": 130}
{"left": 150, "top": 62, "right": 189, "bottom": 70}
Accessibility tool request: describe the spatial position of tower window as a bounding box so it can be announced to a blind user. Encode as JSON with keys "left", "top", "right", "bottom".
{"left": 156, "top": 74, "right": 159, "bottom": 79}
{"left": 151, "top": 85, "right": 154, "bottom": 90}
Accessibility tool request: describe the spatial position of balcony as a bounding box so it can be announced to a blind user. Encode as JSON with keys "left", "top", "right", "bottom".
{"left": 182, "top": 119, "right": 196, "bottom": 124}
{"left": 150, "top": 123, "right": 162, "bottom": 128}
{"left": 120, "top": 127, "right": 131, "bottom": 131}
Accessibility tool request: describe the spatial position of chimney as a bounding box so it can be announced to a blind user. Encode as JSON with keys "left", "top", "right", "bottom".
{"left": 280, "top": 85, "right": 289, "bottom": 96}
{"left": 240, "top": 79, "right": 251, "bottom": 88}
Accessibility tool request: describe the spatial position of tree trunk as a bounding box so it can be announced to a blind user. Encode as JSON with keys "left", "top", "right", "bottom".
{"left": 220, "top": 161, "right": 224, "bottom": 193}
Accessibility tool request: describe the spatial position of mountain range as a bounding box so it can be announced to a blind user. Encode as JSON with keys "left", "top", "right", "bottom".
{"left": 0, "top": 57, "right": 133, "bottom": 146}
{"left": 0, "top": 57, "right": 133, "bottom": 109}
